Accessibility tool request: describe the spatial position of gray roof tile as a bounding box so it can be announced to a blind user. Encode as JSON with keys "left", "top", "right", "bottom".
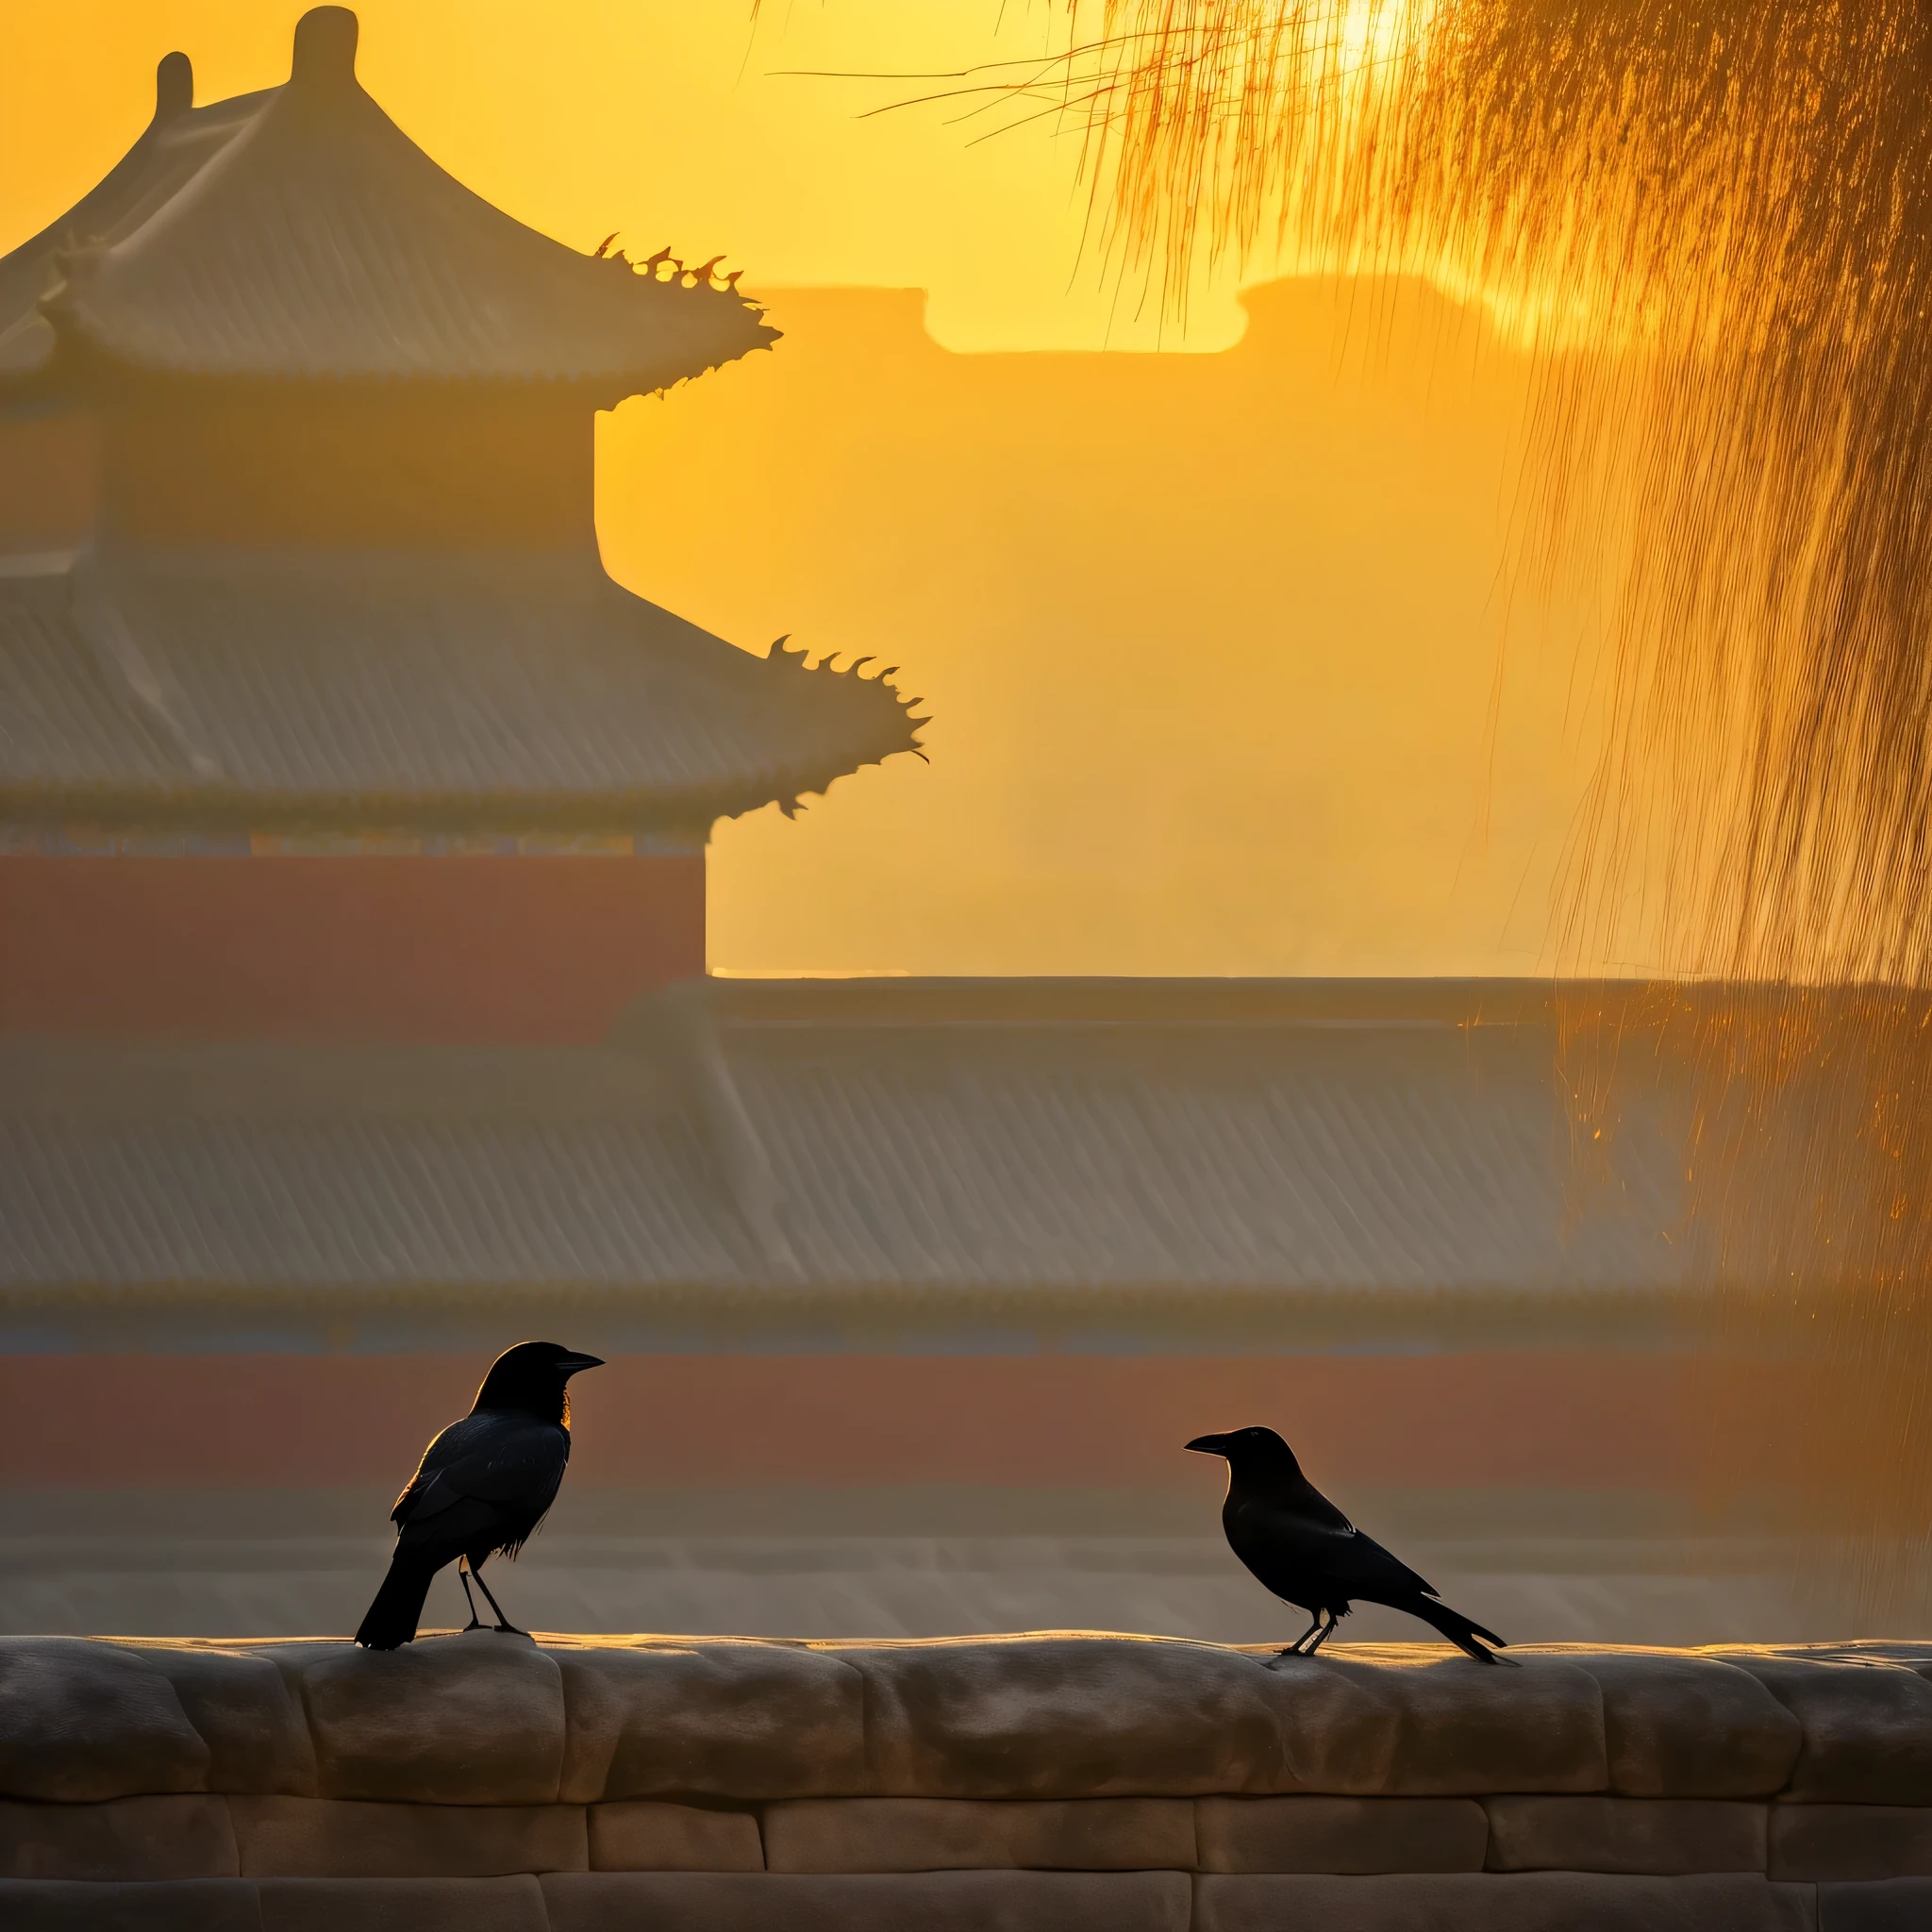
{"left": 0, "top": 548, "right": 921, "bottom": 826}
{"left": 0, "top": 984, "right": 1689, "bottom": 1307}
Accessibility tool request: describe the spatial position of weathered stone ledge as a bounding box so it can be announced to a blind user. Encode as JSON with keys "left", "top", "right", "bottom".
{"left": 6, "top": 1789, "right": 1932, "bottom": 1880}
{"left": 4, "top": 1634, "right": 1932, "bottom": 1926}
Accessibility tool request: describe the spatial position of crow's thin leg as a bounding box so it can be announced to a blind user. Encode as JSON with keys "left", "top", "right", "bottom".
{"left": 1305, "top": 1609, "right": 1339, "bottom": 1656}
{"left": 1277, "top": 1611, "right": 1324, "bottom": 1657}
{"left": 467, "top": 1560, "right": 525, "bottom": 1637}
{"left": 456, "top": 1560, "right": 485, "bottom": 1631}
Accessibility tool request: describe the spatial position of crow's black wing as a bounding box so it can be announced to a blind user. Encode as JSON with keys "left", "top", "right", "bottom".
{"left": 390, "top": 1417, "right": 464, "bottom": 1523}
{"left": 1285, "top": 1474, "right": 1358, "bottom": 1536}
{"left": 1227, "top": 1492, "right": 1439, "bottom": 1601}
{"left": 392, "top": 1414, "right": 570, "bottom": 1528}
{"left": 1316, "top": 1521, "right": 1440, "bottom": 1600}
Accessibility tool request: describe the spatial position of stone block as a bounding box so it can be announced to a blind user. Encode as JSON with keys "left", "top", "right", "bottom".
{"left": 0, "top": 1796, "right": 239, "bottom": 1880}
{"left": 1484, "top": 1796, "right": 1766, "bottom": 1874}
{"left": 258, "top": 1874, "right": 548, "bottom": 1932}
{"left": 0, "top": 1639, "right": 209, "bottom": 1802}
{"left": 231, "top": 1796, "right": 587, "bottom": 1876}
{"left": 282, "top": 1633, "right": 566, "bottom": 1804}
{"left": 828, "top": 1637, "right": 1290, "bottom": 1797}
{"left": 1283, "top": 1648, "right": 1607, "bottom": 1796}
{"left": 554, "top": 1641, "right": 865, "bottom": 1802}
{"left": 1196, "top": 1871, "right": 1818, "bottom": 1930}
{"left": 1526, "top": 1648, "right": 1803, "bottom": 1797}
{"left": 0, "top": 1878, "right": 260, "bottom": 1930}
{"left": 541, "top": 1869, "right": 1194, "bottom": 1931}
{"left": 1233, "top": 1653, "right": 1401, "bottom": 1793}
{"left": 590, "top": 1800, "right": 763, "bottom": 1871}
{"left": 763, "top": 1796, "right": 1196, "bottom": 1872}
{"left": 1711, "top": 1653, "right": 1932, "bottom": 1803}
{"left": 133, "top": 1643, "right": 317, "bottom": 1795}
{"left": 1771, "top": 1805, "right": 1932, "bottom": 1880}
{"left": 1195, "top": 1795, "right": 1489, "bottom": 1874}
{"left": 1820, "top": 1877, "right": 1932, "bottom": 1929}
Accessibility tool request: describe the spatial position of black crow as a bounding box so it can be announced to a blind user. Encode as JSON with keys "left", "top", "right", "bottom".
{"left": 355, "top": 1341, "right": 604, "bottom": 1650}
{"left": 1188, "top": 1424, "right": 1515, "bottom": 1665}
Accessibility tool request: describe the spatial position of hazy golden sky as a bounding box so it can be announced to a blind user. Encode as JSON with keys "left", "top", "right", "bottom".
{"left": 620, "top": 281, "right": 1603, "bottom": 977}
{"left": 2, "top": 0, "right": 1253, "bottom": 351}
{"left": 2, "top": 2, "right": 1607, "bottom": 975}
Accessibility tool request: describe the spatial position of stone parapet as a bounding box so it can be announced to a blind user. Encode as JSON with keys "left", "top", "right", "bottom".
{"left": 3, "top": 1633, "right": 1931, "bottom": 1924}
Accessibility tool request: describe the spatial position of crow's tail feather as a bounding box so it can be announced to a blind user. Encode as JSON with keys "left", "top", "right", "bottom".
{"left": 356, "top": 1553, "right": 436, "bottom": 1650}
{"left": 1408, "top": 1594, "right": 1515, "bottom": 1666}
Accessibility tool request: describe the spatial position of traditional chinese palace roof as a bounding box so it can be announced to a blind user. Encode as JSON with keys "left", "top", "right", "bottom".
{"left": 0, "top": 11, "right": 774, "bottom": 395}
{"left": 0, "top": 549, "right": 917, "bottom": 835}
{"left": 0, "top": 8, "right": 920, "bottom": 833}
{"left": 0, "top": 979, "right": 1692, "bottom": 1350}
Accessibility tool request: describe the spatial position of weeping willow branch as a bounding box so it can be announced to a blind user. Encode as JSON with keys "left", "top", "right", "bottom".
{"left": 995, "top": 1, "right": 1932, "bottom": 1617}
{"left": 1015, "top": 0, "right": 1932, "bottom": 988}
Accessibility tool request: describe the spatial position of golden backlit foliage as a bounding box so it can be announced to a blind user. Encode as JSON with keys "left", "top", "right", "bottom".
{"left": 1007, "top": 0, "right": 1932, "bottom": 1616}
{"left": 1033, "top": 1, "right": 1932, "bottom": 983}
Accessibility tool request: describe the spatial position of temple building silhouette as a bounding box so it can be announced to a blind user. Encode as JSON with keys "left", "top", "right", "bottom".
{"left": 0, "top": 10, "right": 1797, "bottom": 1642}
{"left": 0, "top": 6, "right": 918, "bottom": 1041}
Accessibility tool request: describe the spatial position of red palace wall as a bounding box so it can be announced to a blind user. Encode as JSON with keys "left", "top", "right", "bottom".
{"left": 0, "top": 1350, "right": 1800, "bottom": 1497}
{"left": 0, "top": 854, "right": 705, "bottom": 1042}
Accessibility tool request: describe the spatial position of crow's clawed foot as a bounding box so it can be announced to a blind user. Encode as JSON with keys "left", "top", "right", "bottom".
{"left": 1276, "top": 1611, "right": 1327, "bottom": 1658}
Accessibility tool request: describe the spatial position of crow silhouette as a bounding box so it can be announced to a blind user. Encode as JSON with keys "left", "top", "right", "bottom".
{"left": 356, "top": 1341, "right": 603, "bottom": 1649}
{"left": 1189, "top": 1424, "right": 1514, "bottom": 1664}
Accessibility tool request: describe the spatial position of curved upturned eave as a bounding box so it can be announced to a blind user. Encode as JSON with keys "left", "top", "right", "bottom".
{"left": 38, "top": 38, "right": 777, "bottom": 393}
{"left": 0, "top": 553, "right": 928, "bottom": 835}
{"left": 0, "top": 696, "right": 927, "bottom": 837}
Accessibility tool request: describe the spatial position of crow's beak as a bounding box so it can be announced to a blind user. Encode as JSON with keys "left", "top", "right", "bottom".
{"left": 559, "top": 1354, "right": 605, "bottom": 1375}
{"left": 1185, "top": 1433, "right": 1229, "bottom": 1456}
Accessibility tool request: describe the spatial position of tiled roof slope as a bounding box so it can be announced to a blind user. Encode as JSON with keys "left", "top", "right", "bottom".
{"left": 2, "top": 11, "right": 774, "bottom": 394}
{"left": 0, "top": 980, "right": 1690, "bottom": 1314}
{"left": 0, "top": 59, "right": 265, "bottom": 378}
{"left": 0, "top": 547, "right": 921, "bottom": 828}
